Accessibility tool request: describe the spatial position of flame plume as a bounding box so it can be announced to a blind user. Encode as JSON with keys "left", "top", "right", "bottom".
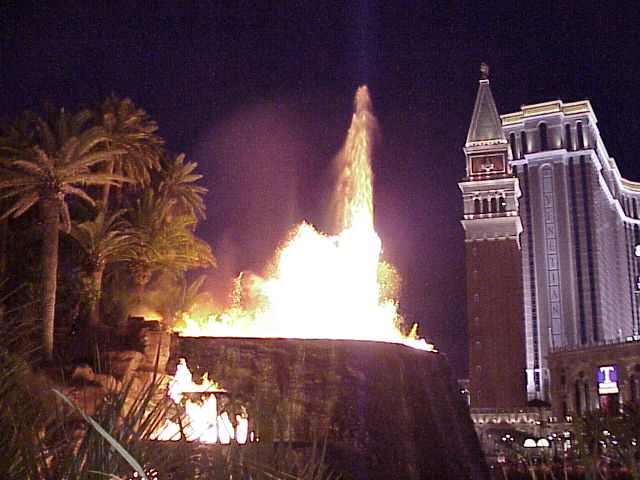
{"left": 176, "top": 86, "right": 433, "bottom": 352}
{"left": 331, "top": 86, "right": 375, "bottom": 233}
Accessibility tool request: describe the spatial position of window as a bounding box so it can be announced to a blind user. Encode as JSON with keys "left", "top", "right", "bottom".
{"left": 631, "top": 374, "right": 639, "bottom": 403}
{"left": 509, "top": 132, "right": 518, "bottom": 158}
{"left": 577, "top": 121, "right": 585, "bottom": 149}
{"left": 565, "top": 123, "right": 573, "bottom": 150}
{"left": 490, "top": 197, "right": 497, "bottom": 213}
{"left": 539, "top": 122, "right": 548, "bottom": 151}
{"left": 521, "top": 130, "right": 528, "bottom": 155}
{"left": 574, "top": 381, "right": 582, "bottom": 415}
{"left": 474, "top": 198, "right": 481, "bottom": 214}
{"left": 482, "top": 198, "right": 489, "bottom": 213}
{"left": 499, "top": 196, "right": 506, "bottom": 212}
{"left": 584, "top": 383, "right": 591, "bottom": 411}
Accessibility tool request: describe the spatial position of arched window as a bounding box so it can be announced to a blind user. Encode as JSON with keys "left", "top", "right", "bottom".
{"left": 631, "top": 374, "right": 639, "bottom": 403}
{"left": 521, "top": 130, "right": 528, "bottom": 155}
{"left": 574, "top": 380, "right": 582, "bottom": 415}
{"left": 584, "top": 383, "right": 591, "bottom": 411}
{"left": 631, "top": 365, "right": 640, "bottom": 403}
{"left": 490, "top": 197, "right": 497, "bottom": 213}
{"left": 539, "top": 122, "right": 548, "bottom": 151}
{"left": 509, "top": 132, "right": 518, "bottom": 159}
{"left": 482, "top": 198, "right": 489, "bottom": 213}
{"left": 498, "top": 196, "right": 506, "bottom": 212}
{"left": 474, "top": 198, "right": 481, "bottom": 214}
{"left": 565, "top": 123, "right": 573, "bottom": 151}
{"left": 577, "top": 121, "right": 585, "bottom": 149}
{"left": 634, "top": 198, "right": 638, "bottom": 219}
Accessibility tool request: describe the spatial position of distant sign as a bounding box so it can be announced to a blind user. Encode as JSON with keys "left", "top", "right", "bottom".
{"left": 597, "top": 365, "right": 619, "bottom": 395}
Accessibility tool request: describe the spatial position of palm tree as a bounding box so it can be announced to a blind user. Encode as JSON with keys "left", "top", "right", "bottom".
{"left": 0, "top": 107, "right": 128, "bottom": 359}
{"left": 156, "top": 153, "right": 207, "bottom": 221}
{"left": 68, "top": 210, "right": 132, "bottom": 327}
{"left": 90, "top": 94, "right": 163, "bottom": 210}
{"left": 147, "top": 272, "right": 211, "bottom": 327}
{"left": 124, "top": 192, "right": 214, "bottom": 289}
{"left": 120, "top": 191, "right": 215, "bottom": 316}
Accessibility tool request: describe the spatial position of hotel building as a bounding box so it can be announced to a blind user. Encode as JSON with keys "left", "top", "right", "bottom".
{"left": 460, "top": 68, "right": 640, "bottom": 411}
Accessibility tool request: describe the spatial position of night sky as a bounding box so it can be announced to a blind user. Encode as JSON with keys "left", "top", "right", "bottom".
{"left": 1, "top": 1, "right": 639, "bottom": 377}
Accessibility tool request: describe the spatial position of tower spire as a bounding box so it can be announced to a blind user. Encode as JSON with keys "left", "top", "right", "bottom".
{"left": 465, "top": 63, "right": 506, "bottom": 148}
{"left": 480, "top": 62, "right": 489, "bottom": 80}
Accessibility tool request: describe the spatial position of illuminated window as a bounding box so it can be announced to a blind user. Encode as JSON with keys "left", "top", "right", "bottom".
{"left": 499, "top": 196, "right": 506, "bottom": 212}
{"left": 539, "top": 122, "right": 548, "bottom": 151}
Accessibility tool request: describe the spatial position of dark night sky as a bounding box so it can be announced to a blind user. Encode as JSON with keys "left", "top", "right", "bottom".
{"left": 1, "top": 0, "right": 639, "bottom": 376}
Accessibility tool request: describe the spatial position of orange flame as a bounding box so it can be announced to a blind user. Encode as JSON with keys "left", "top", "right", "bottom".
{"left": 175, "top": 86, "right": 434, "bottom": 352}
{"left": 152, "top": 358, "right": 251, "bottom": 444}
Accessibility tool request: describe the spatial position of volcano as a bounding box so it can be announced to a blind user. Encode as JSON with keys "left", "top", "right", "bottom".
{"left": 171, "top": 336, "right": 489, "bottom": 480}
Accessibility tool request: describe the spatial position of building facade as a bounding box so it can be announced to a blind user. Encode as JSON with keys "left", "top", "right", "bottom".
{"left": 548, "top": 338, "right": 640, "bottom": 421}
{"left": 461, "top": 70, "right": 640, "bottom": 409}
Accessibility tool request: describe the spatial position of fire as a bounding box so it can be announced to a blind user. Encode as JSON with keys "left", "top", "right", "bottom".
{"left": 175, "top": 86, "right": 434, "bottom": 352}
{"left": 152, "top": 358, "right": 250, "bottom": 444}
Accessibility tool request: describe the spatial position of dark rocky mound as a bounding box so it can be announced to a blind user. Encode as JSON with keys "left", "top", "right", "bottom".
{"left": 172, "top": 337, "right": 490, "bottom": 480}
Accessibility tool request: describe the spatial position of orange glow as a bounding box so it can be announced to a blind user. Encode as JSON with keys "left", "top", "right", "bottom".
{"left": 174, "top": 86, "right": 435, "bottom": 353}
{"left": 128, "top": 308, "right": 163, "bottom": 322}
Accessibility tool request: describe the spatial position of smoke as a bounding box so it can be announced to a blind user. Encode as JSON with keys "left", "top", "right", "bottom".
{"left": 193, "top": 99, "right": 311, "bottom": 280}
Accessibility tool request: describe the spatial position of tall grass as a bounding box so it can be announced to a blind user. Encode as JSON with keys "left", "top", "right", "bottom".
{"left": 0, "top": 317, "right": 339, "bottom": 480}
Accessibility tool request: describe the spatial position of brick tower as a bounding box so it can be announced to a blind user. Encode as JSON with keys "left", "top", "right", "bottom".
{"left": 459, "top": 65, "right": 527, "bottom": 408}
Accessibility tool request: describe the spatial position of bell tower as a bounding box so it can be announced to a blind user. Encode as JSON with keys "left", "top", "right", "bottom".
{"left": 459, "top": 65, "right": 527, "bottom": 408}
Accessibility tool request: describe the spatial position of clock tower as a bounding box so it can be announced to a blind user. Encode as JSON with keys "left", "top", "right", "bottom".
{"left": 459, "top": 65, "right": 527, "bottom": 408}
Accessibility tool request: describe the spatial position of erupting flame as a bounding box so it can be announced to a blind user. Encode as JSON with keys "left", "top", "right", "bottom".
{"left": 175, "top": 86, "right": 434, "bottom": 352}
{"left": 152, "top": 359, "right": 250, "bottom": 444}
